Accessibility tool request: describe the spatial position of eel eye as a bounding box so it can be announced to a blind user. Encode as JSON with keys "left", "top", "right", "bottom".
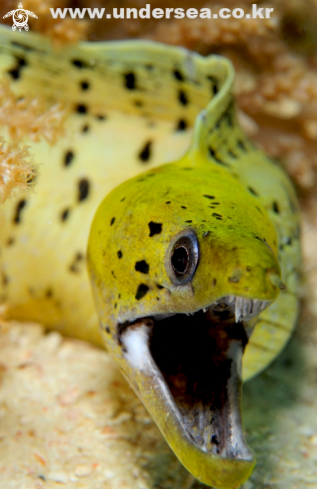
{"left": 168, "top": 232, "right": 199, "bottom": 285}
{"left": 171, "top": 246, "right": 188, "bottom": 274}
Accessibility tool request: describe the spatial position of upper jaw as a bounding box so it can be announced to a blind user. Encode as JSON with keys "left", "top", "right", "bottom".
{"left": 117, "top": 295, "right": 270, "bottom": 487}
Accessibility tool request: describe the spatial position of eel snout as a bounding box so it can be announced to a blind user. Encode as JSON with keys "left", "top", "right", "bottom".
{"left": 118, "top": 296, "right": 268, "bottom": 488}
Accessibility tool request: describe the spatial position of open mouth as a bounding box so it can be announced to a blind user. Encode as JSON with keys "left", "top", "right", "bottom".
{"left": 119, "top": 295, "right": 270, "bottom": 461}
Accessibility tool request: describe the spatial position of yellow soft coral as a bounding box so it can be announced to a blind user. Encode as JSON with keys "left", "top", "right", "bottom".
{"left": 0, "top": 137, "right": 35, "bottom": 204}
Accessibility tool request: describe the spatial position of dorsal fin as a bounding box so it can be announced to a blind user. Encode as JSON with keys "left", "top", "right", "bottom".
{"left": 0, "top": 26, "right": 231, "bottom": 128}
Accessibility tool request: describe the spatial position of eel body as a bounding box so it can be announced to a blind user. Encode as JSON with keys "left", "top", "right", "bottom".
{"left": 0, "top": 26, "right": 300, "bottom": 488}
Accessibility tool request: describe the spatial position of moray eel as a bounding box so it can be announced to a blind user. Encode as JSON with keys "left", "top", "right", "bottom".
{"left": 0, "top": 26, "right": 300, "bottom": 488}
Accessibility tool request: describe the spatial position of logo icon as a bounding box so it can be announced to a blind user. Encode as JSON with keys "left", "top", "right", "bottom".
{"left": 3, "top": 3, "right": 38, "bottom": 32}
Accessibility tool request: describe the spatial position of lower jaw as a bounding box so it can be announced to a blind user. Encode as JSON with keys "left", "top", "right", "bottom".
{"left": 120, "top": 303, "right": 259, "bottom": 488}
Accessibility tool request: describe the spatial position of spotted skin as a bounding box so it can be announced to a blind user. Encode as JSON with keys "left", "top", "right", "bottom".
{"left": 0, "top": 26, "right": 300, "bottom": 489}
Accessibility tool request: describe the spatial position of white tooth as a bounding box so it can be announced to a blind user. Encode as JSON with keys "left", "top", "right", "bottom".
{"left": 242, "top": 298, "right": 249, "bottom": 318}
{"left": 228, "top": 295, "right": 235, "bottom": 304}
{"left": 203, "top": 308, "right": 207, "bottom": 313}
{"left": 235, "top": 296, "right": 244, "bottom": 323}
{"left": 186, "top": 313, "right": 191, "bottom": 316}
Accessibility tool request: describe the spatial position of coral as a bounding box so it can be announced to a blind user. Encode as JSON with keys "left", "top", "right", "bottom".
{"left": 0, "top": 137, "right": 35, "bottom": 204}
{"left": 0, "top": 81, "right": 68, "bottom": 144}
{"left": 147, "top": 0, "right": 317, "bottom": 191}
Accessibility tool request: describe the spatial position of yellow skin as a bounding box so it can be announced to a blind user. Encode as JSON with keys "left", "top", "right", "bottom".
{"left": 0, "top": 26, "right": 300, "bottom": 488}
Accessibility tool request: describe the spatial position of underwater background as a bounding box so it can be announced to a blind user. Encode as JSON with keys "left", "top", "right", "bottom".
{"left": 0, "top": 1, "right": 317, "bottom": 488}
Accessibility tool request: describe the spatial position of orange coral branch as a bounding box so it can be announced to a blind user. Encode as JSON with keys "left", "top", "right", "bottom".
{"left": 0, "top": 81, "right": 68, "bottom": 144}
{"left": 0, "top": 137, "right": 36, "bottom": 204}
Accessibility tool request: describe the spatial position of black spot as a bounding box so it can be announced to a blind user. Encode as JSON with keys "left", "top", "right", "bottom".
{"left": 124, "top": 72, "right": 136, "bottom": 90}
{"left": 285, "top": 237, "right": 292, "bottom": 245}
{"left": 61, "top": 208, "right": 70, "bottom": 221}
{"left": 110, "top": 217, "right": 115, "bottom": 226}
{"left": 248, "top": 187, "right": 259, "bottom": 196}
{"left": 246, "top": 266, "right": 251, "bottom": 272}
{"left": 38, "top": 475, "right": 46, "bottom": 482}
{"left": 111, "top": 270, "right": 116, "bottom": 278}
{"left": 212, "top": 213, "right": 222, "bottom": 218}
{"left": 7, "top": 68, "right": 20, "bottom": 80}
{"left": 106, "top": 326, "right": 111, "bottom": 334}
{"left": 117, "top": 250, "right": 122, "bottom": 259}
{"left": 145, "top": 64, "right": 154, "bottom": 71}
{"left": 46, "top": 288, "right": 53, "bottom": 298}
{"left": 135, "top": 284, "right": 149, "bottom": 301}
{"left": 156, "top": 284, "right": 164, "bottom": 289}
{"left": 82, "top": 124, "right": 90, "bottom": 133}
{"left": 165, "top": 201, "right": 171, "bottom": 204}
{"left": 78, "top": 178, "right": 90, "bottom": 202}
{"left": 228, "top": 150, "right": 237, "bottom": 159}
{"left": 135, "top": 260, "right": 150, "bottom": 274}
{"left": 138, "top": 141, "right": 152, "bottom": 162}
{"left": 121, "top": 197, "right": 126, "bottom": 202}
{"left": 118, "top": 293, "right": 121, "bottom": 299}
{"left": 178, "top": 90, "right": 188, "bottom": 106}
{"left": 185, "top": 220, "right": 193, "bottom": 223}
{"left": 204, "top": 195, "right": 215, "bottom": 200}
{"left": 2, "top": 273, "right": 9, "bottom": 286}
{"left": 114, "top": 303, "right": 117, "bottom": 309}
{"left": 272, "top": 201, "right": 280, "bottom": 214}
{"left": 69, "top": 252, "right": 84, "bottom": 273}
{"left": 181, "top": 206, "right": 187, "bottom": 209}
{"left": 13, "top": 199, "right": 27, "bottom": 224}
{"left": 176, "top": 119, "right": 187, "bottom": 131}
{"left": 64, "top": 150, "right": 74, "bottom": 166}
{"left": 133, "top": 100, "right": 143, "bottom": 107}
{"left": 148, "top": 221, "right": 162, "bottom": 237}
{"left": 207, "top": 75, "right": 219, "bottom": 95}
{"left": 80, "top": 81, "right": 90, "bottom": 91}
{"left": 173, "top": 69, "right": 184, "bottom": 81}
{"left": 6, "top": 237, "right": 15, "bottom": 246}
{"left": 96, "top": 114, "right": 106, "bottom": 121}
{"left": 238, "top": 140, "right": 247, "bottom": 151}
{"left": 72, "top": 59, "right": 88, "bottom": 69}
{"left": 208, "top": 146, "right": 229, "bottom": 166}
{"left": 212, "top": 278, "right": 217, "bottom": 286}
{"left": 7, "top": 57, "right": 28, "bottom": 80}
{"left": 76, "top": 104, "right": 88, "bottom": 114}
